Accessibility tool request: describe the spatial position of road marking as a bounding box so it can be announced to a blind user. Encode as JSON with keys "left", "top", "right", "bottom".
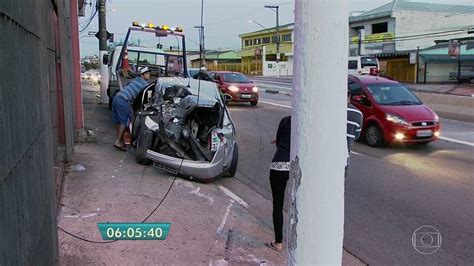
{"left": 351, "top": 151, "right": 369, "bottom": 157}
{"left": 218, "top": 186, "right": 249, "bottom": 209}
{"left": 259, "top": 101, "right": 291, "bottom": 109}
{"left": 190, "top": 187, "right": 215, "bottom": 205}
{"left": 217, "top": 200, "right": 234, "bottom": 234}
{"left": 254, "top": 80, "right": 293, "bottom": 87}
{"left": 260, "top": 100, "right": 474, "bottom": 148}
{"left": 254, "top": 83, "right": 292, "bottom": 91}
{"left": 439, "top": 136, "right": 474, "bottom": 147}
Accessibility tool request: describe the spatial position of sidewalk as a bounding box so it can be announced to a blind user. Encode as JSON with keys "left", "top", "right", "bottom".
{"left": 403, "top": 83, "right": 474, "bottom": 97}
{"left": 57, "top": 81, "right": 365, "bottom": 265}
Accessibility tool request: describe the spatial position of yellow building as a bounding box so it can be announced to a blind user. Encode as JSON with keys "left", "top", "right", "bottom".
{"left": 239, "top": 23, "right": 294, "bottom": 75}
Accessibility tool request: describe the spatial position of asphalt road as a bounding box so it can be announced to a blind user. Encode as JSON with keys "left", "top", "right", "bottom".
{"left": 226, "top": 90, "right": 474, "bottom": 264}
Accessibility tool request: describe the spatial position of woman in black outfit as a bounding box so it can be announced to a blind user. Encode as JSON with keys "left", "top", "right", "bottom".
{"left": 265, "top": 115, "right": 291, "bottom": 252}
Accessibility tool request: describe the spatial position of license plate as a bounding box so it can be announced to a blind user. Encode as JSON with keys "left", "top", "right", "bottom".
{"left": 154, "top": 162, "right": 179, "bottom": 175}
{"left": 416, "top": 130, "right": 432, "bottom": 137}
{"left": 241, "top": 94, "right": 252, "bottom": 99}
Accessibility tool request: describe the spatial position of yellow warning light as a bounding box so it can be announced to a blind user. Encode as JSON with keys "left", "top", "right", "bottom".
{"left": 162, "top": 25, "right": 170, "bottom": 31}
{"left": 147, "top": 23, "right": 155, "bottom": 28}
{"left": 132, "top": 21, "right": 140, "bottom": 26}
{"left": 175, "top": 27, "right": 183, "bottom": 32}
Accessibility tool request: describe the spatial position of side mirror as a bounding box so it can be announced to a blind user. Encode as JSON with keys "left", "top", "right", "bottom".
{"left": 103, "top": 54, "right": 109, "bottom": 65}
{"left": 223, "top": 94, "right": 232, "bottom": 105}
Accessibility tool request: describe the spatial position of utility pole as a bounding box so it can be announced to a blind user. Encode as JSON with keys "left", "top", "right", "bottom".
{"left": 98, "top": 0, "right": 109, "bottom": 103}
{"left": 194, "top": 25, "right": 204, "bottom": 68}
{"left": 265, "top": 5, "right": 280, "bottom": 77}
{"left": 358, "top": 28, "right": 365, "bottom": 56}
{"left": 289, "top": 0, "right": 348, "bottom": 264}
{"left": 196, "top": 0, "right": 206, "bottom": 68}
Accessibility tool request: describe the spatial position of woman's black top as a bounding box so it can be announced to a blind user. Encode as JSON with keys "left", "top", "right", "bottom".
{"left": 272, "top": 116, "right": 291, "bottom": 162}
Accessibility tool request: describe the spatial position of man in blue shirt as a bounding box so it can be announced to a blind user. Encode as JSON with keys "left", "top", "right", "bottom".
{"left": 112, "top": 67, "right": 151, "bottom": 151}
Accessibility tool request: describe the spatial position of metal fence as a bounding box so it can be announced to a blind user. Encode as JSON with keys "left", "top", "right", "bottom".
{"left": 0, "top": 0, "right": 73, "bottom": 264}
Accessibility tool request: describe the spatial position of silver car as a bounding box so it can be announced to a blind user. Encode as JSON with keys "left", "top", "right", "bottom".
{"left": 131, "top": 77, "right": 238, "bottom": 182}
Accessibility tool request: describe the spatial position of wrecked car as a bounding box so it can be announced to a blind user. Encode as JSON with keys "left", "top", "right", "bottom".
{"left": 109, "top": 22, "right": 238, "bottom": 181}
{"left": 131, "top": 78, "right": 238, "bottom": 182}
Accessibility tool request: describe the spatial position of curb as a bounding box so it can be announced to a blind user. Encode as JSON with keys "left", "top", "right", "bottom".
{"left": 264, "top": 89, "right": 292, "bottom": 96}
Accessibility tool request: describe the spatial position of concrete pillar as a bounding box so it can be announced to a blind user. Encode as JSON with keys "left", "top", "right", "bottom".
{"left": 289, "top": 0, "right": 348, "bottom": 264}
{"left": 70, "top": 0, "right": 84, "bottom": 132}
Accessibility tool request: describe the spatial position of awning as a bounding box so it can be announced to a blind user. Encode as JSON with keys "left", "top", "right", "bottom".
{"left": 420, "top": 54, "right": 474, "bottom": 63}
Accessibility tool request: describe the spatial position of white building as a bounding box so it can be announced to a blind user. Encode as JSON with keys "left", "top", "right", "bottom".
{"left": 349, "top": 0, "right": 474, "bottom": 55}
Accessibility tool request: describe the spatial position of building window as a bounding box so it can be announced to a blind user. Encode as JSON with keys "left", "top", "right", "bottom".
{"left": 244, "top": 39, "right": 252, "bottom": 46}
{"left": 254, "top": 38, "right": 261, "bottom": 45}
{"left": 272, "top": 35, "right": 280, "bottom": 43}
{"left": 282, "top": 34, "right": 292, "bottom": 42}
{"left": 348, "top": 60, "right": 358, "bottom": 70}
{"left": 262, "top": 37, "right": 271, "bottom": 44}
{"left": 372, "top": 22, "right": 388, "bottom": 34}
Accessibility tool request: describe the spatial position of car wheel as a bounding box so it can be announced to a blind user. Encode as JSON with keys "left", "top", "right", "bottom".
{"left": 365, "top": 124, "right": 383, "bottom": 147}
{"left": 250, "top": 101, "right": 258, "bottom": 106}
{"left": 131, "top": 114, "right": 142, "bottom": 148}
{"left": 136, "top": 129, "right": 153, "bottom": 165}
{"left": 226, "top": 143, "right": 239, "bottom": 177}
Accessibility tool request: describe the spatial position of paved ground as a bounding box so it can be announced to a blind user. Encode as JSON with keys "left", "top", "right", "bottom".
{"left": 239, "top": 92, "right": 474, "bottom": 265}
{"left": 57, "top": 81, "right": 364, "bottom": 265}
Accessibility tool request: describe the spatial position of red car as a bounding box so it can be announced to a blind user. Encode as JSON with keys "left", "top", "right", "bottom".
{"left": 209, "top": 71, "right": 259, "bottom": 106}
{"left": 348, "top": 75, "right": 440, "bottom": 147}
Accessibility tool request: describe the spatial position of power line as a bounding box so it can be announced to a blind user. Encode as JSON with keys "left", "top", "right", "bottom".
{"left": 79, "top": 8, "right": 98, "bottom": 32}
{"left": 79, "top": 0, "right": 97, "bottom": 26}
{"left": 352, "top": 28, "right": 469, "bottom": 44}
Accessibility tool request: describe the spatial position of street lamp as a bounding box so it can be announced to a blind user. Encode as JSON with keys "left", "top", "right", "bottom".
{"left": 248, "top": 20, "right": 273, "bottom": 34}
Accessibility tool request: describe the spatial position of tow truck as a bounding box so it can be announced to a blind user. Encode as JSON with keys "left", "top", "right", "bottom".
{"left": 107, "top": 22, "right": 238, "bottom": 182}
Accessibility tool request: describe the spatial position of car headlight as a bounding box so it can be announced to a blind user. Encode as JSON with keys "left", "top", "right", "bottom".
{"left": 228, "top": 85, "right": 239, "bottom": 92}
{"left": 252, "top": 86, "right": 259, "bottom": 93}
{"left": 386, "top": 114, "right": 409, "bottom": 126}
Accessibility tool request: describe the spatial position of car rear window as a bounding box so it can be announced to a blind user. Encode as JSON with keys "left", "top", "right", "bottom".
{"left": 361, "top": 57, "right": 378, "bottom": 68}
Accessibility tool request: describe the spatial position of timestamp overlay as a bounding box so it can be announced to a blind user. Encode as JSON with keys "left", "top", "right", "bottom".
{"left": 97, "top": 223, "right": 171, "bottom": 240}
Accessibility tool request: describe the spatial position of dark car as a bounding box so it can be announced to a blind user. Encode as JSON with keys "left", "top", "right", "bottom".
{"left": 209, "top": 71, "right": 259, "bottom": 106}
{"left": 348, "top": 74, "right": 441, "bottom": 147}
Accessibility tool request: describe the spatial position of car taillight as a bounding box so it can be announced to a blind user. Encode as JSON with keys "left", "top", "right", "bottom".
{"left": 370, "top": 68, "right": 379, "bottom": 76}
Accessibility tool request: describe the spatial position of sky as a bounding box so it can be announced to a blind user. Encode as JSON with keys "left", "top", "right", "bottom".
{"left": 79, "top": 0, "right": 474, "bottom": 56}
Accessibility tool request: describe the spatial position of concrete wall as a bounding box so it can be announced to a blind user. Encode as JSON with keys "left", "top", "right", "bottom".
{"left": 414, "top": 92, "right": 474, "bottom": 122}
{"left": 393, "top": 10, "right": 474, "bottom": 51}
{"left": 350, "top": 17, "right": 396, "bottom": 37}
{"left": 0, "top": 0, "right": 78, "bottom": 264}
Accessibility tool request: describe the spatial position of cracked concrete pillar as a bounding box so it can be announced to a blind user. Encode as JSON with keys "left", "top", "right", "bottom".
{"left": 289, "top": 0, "right": 348, "bottom": 264}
